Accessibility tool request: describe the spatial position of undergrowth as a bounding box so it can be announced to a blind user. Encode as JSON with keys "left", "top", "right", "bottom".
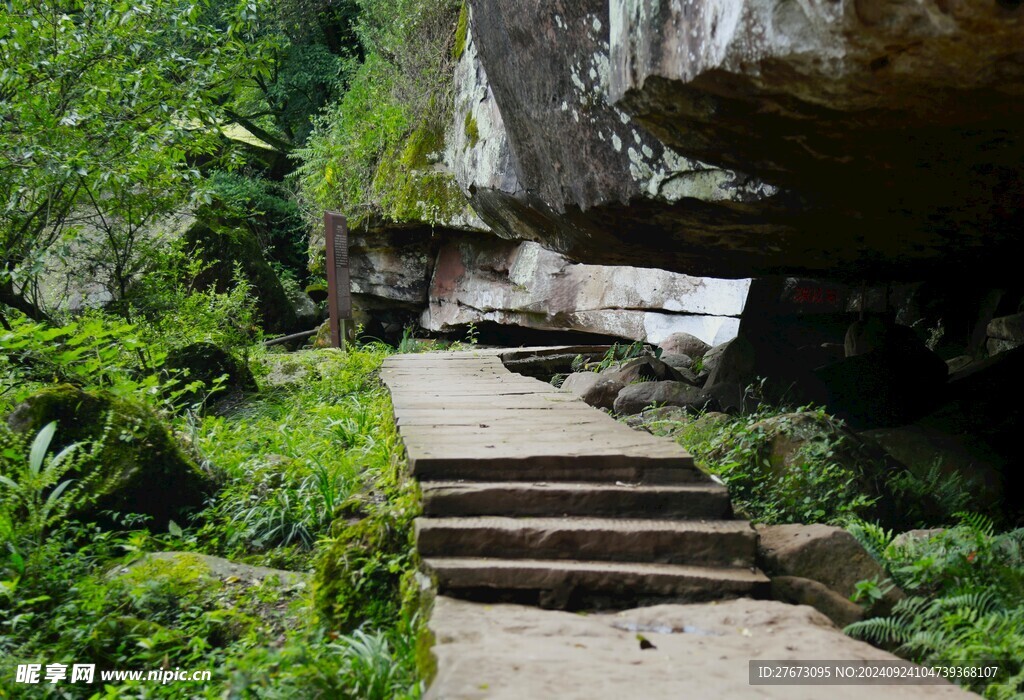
{"left": 1, "top": 344, "right": 424, "bottom": 698}
{"left": 672, "top": 404, "right": 883, "bottom": 525}
{"left": 847, "top": 516, "right": 1024, "bottom": 698}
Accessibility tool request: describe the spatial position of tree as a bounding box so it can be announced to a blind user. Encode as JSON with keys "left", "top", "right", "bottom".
{"left": 0, "top": 0, "right": 271, "bottom": 322}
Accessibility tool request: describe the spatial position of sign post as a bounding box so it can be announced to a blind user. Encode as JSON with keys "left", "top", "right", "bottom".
{"left": 324, "top": 211, "right": 354, "bottom": 349}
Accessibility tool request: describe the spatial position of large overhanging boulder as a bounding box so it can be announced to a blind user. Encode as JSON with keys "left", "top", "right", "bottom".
{"left": 461, "top": 0, "right": 1024, "bottom": 281}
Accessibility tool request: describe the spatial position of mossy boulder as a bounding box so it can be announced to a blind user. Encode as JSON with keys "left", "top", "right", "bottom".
{"left": 85, "top": 552, "right": 307, "bottom": 662}
{"left": 163, "top": 342, "right": 258, "bottom": 409}
{"left": 184, "top": 219, "right": 299, "bottom": 334}
{"left": 313, "top": 511, "right": 414, "bottom": 633}
{"left": 6, "top": 385, "right": 212, "bottom": 527}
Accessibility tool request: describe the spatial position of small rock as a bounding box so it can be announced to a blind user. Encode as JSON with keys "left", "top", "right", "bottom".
{"left": 613, "top": 381, "right": 715, "bottom": 416}
{"left": 622, "top": 406, "right": 693, "bottom": 435}
{"left": 757, "top": 524, "right": 902, "bottom": 615}
{"left": 987, "top": 337, "right": 1019, "bottom": 357}
{"left": 770, "top": 576, "right": 864, "bottom": 628}
{"left": 987, "top": 312, "right": 1024, "bottom": 343}
{"left": 658, "top": 332, "right": 711, "bottom": 360}
{"left": 312, "top": 320, "right": 333, "bottom": 348}
{"left": 890, "top": 529, "right": 945, "bottom": 550}
{"left": 945, "top": 355, "right": 974, "bottom": 374}
{"left": 660, "top": 353, "right": 694, "bottom": 372}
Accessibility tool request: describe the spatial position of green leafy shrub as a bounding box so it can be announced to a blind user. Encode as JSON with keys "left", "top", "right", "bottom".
{"left": 677, "top": 405, "right": 880, "bottom": 525}
{"left": 130, "top": 242, "right": 262, "bottom": 352}
{"left": 296, "top": 0, "right": 466, "bottom": 269}
{"left": 0, "top": 312, "right": 166, "bottom": 410}
{"left": 846, "top": 516, "right": 1024, "bottom": 698}
{"left": 1, "top": 344, "right": 425, "bottom": 698}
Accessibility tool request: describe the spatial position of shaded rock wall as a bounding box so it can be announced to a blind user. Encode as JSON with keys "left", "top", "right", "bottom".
{"left": 449, "top": 2, "right": 785, "bottom": 277}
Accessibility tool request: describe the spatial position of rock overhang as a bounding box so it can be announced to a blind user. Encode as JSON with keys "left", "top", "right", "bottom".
{"left": 460, "top": 0, "right": 1024, "bottom": 281}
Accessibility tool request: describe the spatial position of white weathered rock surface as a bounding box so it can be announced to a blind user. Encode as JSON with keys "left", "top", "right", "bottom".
{"left": 425, "top": 596, "right": 974, "bottom": 700}
{"left": 422, "top": 235, "right": 748, "bottom": 345}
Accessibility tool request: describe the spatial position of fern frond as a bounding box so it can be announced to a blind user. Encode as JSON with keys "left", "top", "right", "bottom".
{"left": 847, "top": 519, "right": 895, "bottom": 563}
{"left": 956, "top": 511, "right": 995, "bottom": 538}
{"left": 845, "top": 616, "right": 907, "bottom": 644}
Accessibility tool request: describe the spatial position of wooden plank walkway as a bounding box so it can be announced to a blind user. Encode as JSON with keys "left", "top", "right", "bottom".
{"left": 380, "top": 348, "right": 768, "bottom": 607}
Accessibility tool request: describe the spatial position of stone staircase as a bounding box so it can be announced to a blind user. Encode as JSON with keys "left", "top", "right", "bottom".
{"left": 417, "top": 467, "right": 767, "bottom": 609}
{"left": 382, "top": 350, "right": 768, "bottom": 610}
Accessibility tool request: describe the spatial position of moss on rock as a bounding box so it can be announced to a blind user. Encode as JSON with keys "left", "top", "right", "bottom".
{"left": 452, "top": 2, "right": 469, "bottom": 61}
{"left": 313, "top": 510, "right": 415, "bottom": 633}
{"left": 370, "top": 122, "right": 470, "bottom": 227}
{"left": 163, "top": 341, "right": 258, "bottom": 410}
{"left": 6, "top": 384, "right": 212, "bottom": 527}
{"left": 463, "top": 111, "right": 479, "bottom": 148}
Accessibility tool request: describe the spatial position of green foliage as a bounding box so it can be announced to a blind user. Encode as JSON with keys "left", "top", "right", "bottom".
{"left": 573, "top": 341, "right": 653, "bottom": 375}
{"left": 398, "top": 326, "right": 424, "bottom": 354}
{"left": 193, "top": 346, "right": 394, "bottom": 559}
{"left": 0, "top": 313, "right": 165, "bottom": 409}
{"left": 308, "top": 362, "right": 421, "bottom": 634}
{"left": 4, "top": 383, "right": 212, "bottom": 529}
{"left": 1, "top": 342, "right": 425, "bottom": 697}
{"left": 846, "top": 516, "right": 1024, "bottom": 698}
{"left": 295, "top": 0, "right": 466, "bottom": 246}
{"left": 0, "top": 422, "right": 102, "bottom": 548}
{"left": 463, "top": 111, "right": 480, "bottom": 148}
{"left": 677, "top": 405, "right": 880, "bottom": 525}
{"left": 297, "top": 53, "right": 409, "bottom": 236}
{"left": 887, "top": 461, "right": 974, "bottom": 528}
{"left": 132, "top": 245, "right": 262, "bottom": 352}
{"left": 208, "top": 171, "right": 310, "bottom": 280}
{"left": 0, "top": 0, "right": 269, "bottom": 319}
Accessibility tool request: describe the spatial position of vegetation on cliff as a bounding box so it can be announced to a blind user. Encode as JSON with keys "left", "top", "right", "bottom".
{"left": 295, "top": 0, "right": 469, "bottom": 262}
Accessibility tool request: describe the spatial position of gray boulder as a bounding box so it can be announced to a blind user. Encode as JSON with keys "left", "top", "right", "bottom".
{"left": 658, "top": 333, "right": 711, "bottom": 360}
{"left": 757, "top": 524, "right": 902, "bottom": 615}
{"left": 613, "top": 381, "right": 714, "bottom": 416}
{"left": 660, "top": 352, "right": 694, "bottom": 371}
{"left": 987, "top": 312, "right": 1024, "bottom": 345}
{"left": 770, "top": 576, "right": 865, "bottom": 629}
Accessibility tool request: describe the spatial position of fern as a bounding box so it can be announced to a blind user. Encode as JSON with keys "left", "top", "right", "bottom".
{"left": 847, "top": 521, "right": 1024, "bottom": 698}
{"left": 848, "top": 520, "right": 895, "bottom": 562}
{"left": 958, "top": 511, "right": 997, "bottom": 538}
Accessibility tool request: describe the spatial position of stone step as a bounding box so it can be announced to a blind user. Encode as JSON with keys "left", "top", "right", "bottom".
{"left": 421, "top": 481, "right": 732, "bottom": 519}
{"left": 423, "top": 557, "right": 769, "bottom": 609}
{"left": 411, "top": 455, "right": 702, "bottom": 484}
{"left": 416, "top": 517, "right": 758, "bottom": 569}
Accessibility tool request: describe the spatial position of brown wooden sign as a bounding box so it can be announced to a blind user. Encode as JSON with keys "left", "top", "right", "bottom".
{"left": 324, "top": 211, "right": 351, "bottom": 348}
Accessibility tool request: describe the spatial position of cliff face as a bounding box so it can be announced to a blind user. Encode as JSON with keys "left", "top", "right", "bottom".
{"left": 455, "top": 0, "right": 1024, "bottom": 281}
